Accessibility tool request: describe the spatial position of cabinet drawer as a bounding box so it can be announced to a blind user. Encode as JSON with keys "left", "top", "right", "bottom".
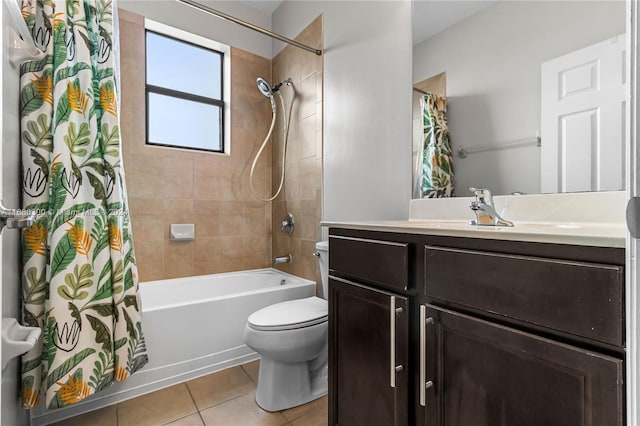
{"left": 425, "top": 245, "right": 624, "bottom": 347}
{"left": 329, "top": 235, "right": 409, "bottom": 292}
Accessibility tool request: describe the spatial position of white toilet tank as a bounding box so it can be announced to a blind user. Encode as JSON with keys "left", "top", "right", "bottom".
{"left": 315, "top": 241, "right": 329, "bottom": 299}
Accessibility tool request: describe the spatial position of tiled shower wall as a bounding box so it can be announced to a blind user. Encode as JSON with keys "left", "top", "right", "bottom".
{"left": 271, "top": 16, "right": 324, "bottom": 292}
{"left": 119, "top": 10, "right": 273, "bottom": 281}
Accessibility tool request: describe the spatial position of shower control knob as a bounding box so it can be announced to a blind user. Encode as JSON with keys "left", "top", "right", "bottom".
{"left": 281, "top": 213, "right": 295, "bottom": 234}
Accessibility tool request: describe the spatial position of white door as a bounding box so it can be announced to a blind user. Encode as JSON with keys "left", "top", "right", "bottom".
{"left": 541, "top": 34, "right": 626, "bottom": 193}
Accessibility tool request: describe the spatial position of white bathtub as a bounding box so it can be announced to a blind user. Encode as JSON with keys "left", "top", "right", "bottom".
{"left": 31, "top": 268, "right": 316, "bottom": 425}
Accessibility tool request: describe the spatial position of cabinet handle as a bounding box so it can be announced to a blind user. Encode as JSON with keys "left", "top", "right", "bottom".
{"left": 420, "top": 305, "right": 435, "bottom": 406}
{"left": 390, "top": 296, "right": 403, "bottom": 388}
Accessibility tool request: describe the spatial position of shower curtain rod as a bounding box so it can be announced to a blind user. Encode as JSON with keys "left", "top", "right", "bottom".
{"left": 176, "top": 0, "right": 323, "bottom": 56}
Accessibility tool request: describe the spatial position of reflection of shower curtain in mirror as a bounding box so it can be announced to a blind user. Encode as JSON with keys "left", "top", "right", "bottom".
{"left": 420, "top": 94, "right": 454, "bottom": 198}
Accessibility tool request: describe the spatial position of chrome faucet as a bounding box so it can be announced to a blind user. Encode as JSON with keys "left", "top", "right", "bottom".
{"left": 469, "top": 187, "right": 514, "bottom": 227}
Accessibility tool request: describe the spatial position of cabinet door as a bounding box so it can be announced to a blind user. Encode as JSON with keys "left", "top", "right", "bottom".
{"left": 419, "top": 304, "right": 624, "bottom": 426}
{"left": 329, "top": 277, "right": 408, "bottom": 426}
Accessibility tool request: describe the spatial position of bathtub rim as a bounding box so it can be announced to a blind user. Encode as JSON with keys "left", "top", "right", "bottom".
{"left": 139, "top": 268, "right": 317, "bottom": 312}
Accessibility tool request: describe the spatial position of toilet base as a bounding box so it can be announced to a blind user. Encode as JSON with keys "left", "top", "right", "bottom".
{"left": 255, "top": 357, "right": 328, "bottom": 412}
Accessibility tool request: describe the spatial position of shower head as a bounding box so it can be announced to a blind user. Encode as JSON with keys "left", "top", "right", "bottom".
{"left": 257, "top": 77, "right": 273, "bottom": 98}
{"left": 257, "top": 77, "right": 277, "bottom": 113}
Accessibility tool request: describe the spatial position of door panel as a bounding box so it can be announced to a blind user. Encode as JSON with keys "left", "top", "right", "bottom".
{"left": 329, "top": 277, "right": 408, "bottom": 426}
{"left": 424, "top": 304, "right": 624, "bottom": 426}
{"left": 541, "top": 34, "right": 626, "bottom": 192}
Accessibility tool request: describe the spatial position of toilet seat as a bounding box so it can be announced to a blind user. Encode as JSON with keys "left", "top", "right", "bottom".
{"left": 248, "top": 297, "right": 328, "bottom": 331}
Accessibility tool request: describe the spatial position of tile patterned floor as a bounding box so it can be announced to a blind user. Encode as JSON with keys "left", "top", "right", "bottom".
{"left": 50, "top": 360, "right": 327, "bottom": 426}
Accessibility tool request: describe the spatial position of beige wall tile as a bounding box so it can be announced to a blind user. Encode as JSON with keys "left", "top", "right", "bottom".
{"left": 120, "top": 10, "right": 320, "bottom": 283}
{"left": 297, "top": 114, "right": 317, "bottom": 161}
{"left": 130, "top": 214, "right": 165, "bottom": 242}
{"left": 118, "top": 8, "right": 143, "bottom": 25}
{"left": 193, "top": 236, "right": 248, "bottom": 274}
{"left": 297, "top": 73, "right": 317, "bottom": 121}
{"left": 272, "top": 15, "right": 323, "bottom": 287}
{"left": 128, "top": 197, "right": 167, "bottom": 218}
{"left": 298, "top": 158, "right": 322, "bottom": 200}
{"left": 241, "top": 235, "right": 271, "bottom": 269}
{"left": 217, "top": 201, "right": 248, "bottom": 235}
{"left": 133, "top": 240, "right": 164, "bottom": 282}
{"left": 127, "top": 171, "right": 166, "bottom": 199}
{"left": 193, "top": 237, "right": 223, "bottom": 275}
{"left": 163, "top": 156, "right": 194, "bottom": 199}
{"left": 120, "top": 11, "right": 272, "bottom": 281}
{"left": 163, "top": 240, "right": 194, "bottom": 279}
{"left": 282, "top": 161, "right": 300, "bottom": 202}
{"left": 165, "top": 198, "right": 195, "bottom": 224}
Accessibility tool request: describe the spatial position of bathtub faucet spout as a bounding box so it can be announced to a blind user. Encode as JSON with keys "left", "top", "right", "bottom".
{"left": 274, "top": 254, "right": 292, "bottom": 265}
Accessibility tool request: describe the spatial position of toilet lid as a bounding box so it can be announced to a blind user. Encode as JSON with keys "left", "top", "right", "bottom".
{"left": 248, "top": 297, "right": 328, "bottom": 331}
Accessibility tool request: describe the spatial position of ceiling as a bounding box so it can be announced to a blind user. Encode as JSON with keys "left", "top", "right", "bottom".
{"left": 412, "top": 0, "right": 495, "bottom": 45}
{"left": 240, "top": 0, "right": 283, "bottom": 14}
{"left": 239, "top": 0, "right": 494, "bottom": 45}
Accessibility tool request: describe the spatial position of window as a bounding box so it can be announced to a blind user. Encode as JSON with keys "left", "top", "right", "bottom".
{"left": 145, "top": 19, "right": 230, "bottom": 153}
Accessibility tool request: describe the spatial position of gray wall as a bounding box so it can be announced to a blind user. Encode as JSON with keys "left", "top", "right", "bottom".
{"left": 274, "top": 1, "right": 413, "bottom": 222}
{"left": 413, "top": 1, "right": 626, "bottom": 196}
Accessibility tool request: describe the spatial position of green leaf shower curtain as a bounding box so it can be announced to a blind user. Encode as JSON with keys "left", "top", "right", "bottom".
{"left": 420, "top": 93, "right": 454, "bottom": 198}
{"left": 19, "top": 0, "right": 147, "bottom": 409}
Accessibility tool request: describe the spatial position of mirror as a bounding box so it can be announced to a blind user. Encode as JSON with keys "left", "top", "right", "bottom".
{"left": 412, "top": 1, "right": 626, "bottom": 198}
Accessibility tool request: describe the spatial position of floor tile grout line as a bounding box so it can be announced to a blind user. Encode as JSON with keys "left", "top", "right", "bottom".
{"left": 281, "top": 397, "right": 327, "bottom": 423}
{"left": 184, "top": 381, "right": 207, "bottom": 426}
{"left": 194, "top": 386, "right": 256, "bottom": 414}
{"left": 240, "top": 362, "right": 259, "bottom": 384}
{"left": 159, "top": 412, "right": 200, "bottom": 426}
{"left": 183, "top": 365, "right": 259, "bottom": 414}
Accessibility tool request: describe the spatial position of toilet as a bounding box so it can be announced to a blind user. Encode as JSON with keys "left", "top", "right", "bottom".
{"left": 243, "top": 241, "right": 329, "bottom": 412}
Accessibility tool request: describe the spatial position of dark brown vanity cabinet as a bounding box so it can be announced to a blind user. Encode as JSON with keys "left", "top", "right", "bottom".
{"left": 328, "top": 228, "right": 626, "bottom": 426}
{"left": 419, "top": 242, "right": 626, "bottom": 426}
{"left": 328, "top": 235, "right": 411, "bottom": 426}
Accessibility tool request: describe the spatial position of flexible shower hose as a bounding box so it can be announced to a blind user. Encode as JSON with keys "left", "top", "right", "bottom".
{"left": 249, "top": 91, "right": 292, "bottom": 202}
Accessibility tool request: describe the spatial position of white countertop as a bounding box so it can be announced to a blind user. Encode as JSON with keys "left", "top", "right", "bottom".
{"left": 322, "top": 191, "right": 627, "bottom": 248}
{"left": 322, "top": 219, "right": 626, "bottom": 248}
